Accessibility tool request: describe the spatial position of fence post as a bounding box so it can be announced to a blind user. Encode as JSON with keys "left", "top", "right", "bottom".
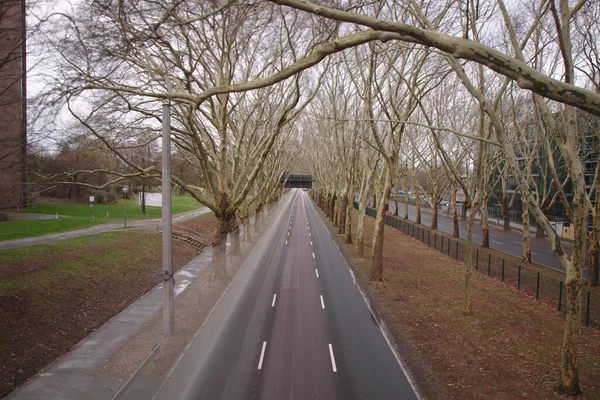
{"left": 487, "top": 253, "right": 491, "bottom": 276}
{"left": 428, "top": 230, "right": 431, "bottom": 245}
{"left": 586, "top": 291, "right": 591, "bottom": 325}
{"left": 447, "top": 239, "right": 451, "bottom": 256}
{"left": 455, "top": 241, "right": 459, "bottom": 259}
{"left": 441, "top": 237, "right": 444, "bottom": 252}
{"left": 501, "top": 259, "right": 505, "bottom": 281}
{"left": 536, "top": 272, "right": 540, "bottom": 299}
{"left": 517, "top": 265, "right": 521, "bottom": 289}
{"left": 558, "top": 281, "right": 563, "bottom": 311}
{"left": 476, "top": 249, "right": 479, "bottom": 269}
{"left": 434, "top": 233, "right": 437, "bottom": 249}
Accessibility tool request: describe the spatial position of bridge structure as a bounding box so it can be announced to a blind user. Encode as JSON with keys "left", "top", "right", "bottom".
{"left": 280, "top": 174, "right": 313, "bottom": 189}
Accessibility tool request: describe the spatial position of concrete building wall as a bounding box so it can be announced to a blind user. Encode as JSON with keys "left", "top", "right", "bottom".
{"left": 0, "top": 0, "right": 26, "bottom": 208}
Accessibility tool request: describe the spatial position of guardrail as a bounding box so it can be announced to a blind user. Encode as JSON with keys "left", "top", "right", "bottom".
{"left": 158, "top": 224, "right": 207, "bottom": 250}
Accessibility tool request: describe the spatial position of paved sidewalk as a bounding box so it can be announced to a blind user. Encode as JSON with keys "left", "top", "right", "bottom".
{"left": 0, "top": 208, "right": 211, "bottom": 251}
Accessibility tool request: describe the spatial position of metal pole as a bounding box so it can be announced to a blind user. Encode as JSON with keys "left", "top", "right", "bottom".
{"left": 162, "top": 103, "right": 175, "bottom": 336}
{"left": 123, "top": 194, "right": 127, "bottom": 228}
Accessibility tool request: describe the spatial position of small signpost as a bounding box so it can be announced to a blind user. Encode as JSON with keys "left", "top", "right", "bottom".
{"left": 89, "top": 196, "right": 95, "bottom": 221}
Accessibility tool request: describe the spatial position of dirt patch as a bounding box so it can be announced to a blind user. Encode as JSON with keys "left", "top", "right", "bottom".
{"left": 315, "top": 203, "right": 600, "bottom": 400}
{"left": 0, "top": 232, "right": 199, "bottom": 398}
{"left": 0, "top": 245, "right": 112, "bottom": 278}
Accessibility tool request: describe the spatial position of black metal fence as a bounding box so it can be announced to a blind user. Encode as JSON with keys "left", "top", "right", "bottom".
{"left": 354, "top": 202, "right": 599, "bottom": 328}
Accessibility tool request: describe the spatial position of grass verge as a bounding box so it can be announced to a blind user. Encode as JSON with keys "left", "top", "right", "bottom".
{"left": 316, "top": 204, "right": 600, "bottom": 399}
{"left": 0, "top": 195, "right": 202, "bottom": 241}
{"left": 0, "top": 230, "right": 203, "bottom": 397}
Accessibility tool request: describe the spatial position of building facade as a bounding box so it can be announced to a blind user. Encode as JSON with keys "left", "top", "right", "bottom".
{"left": 0, "top": 0, "right": 26, "bottom": 208}
{"left": 490, "top": 111, "right": 599, "bottom": 229}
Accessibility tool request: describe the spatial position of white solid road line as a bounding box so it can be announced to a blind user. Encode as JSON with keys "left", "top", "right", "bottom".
{"left": 258, "top": 341, "right": 267, "bottom": 370}
{"left": 312, "top": 252, "right": 315, "bottom": 258}
{"left": 271, "top": 294, "right": 277, "bottom": 307}
{"left": 315, "top": 269, "right": 319, "bottom": 278}
{"left": 492, "top": 240, "right": 503, "bottom": 245}
{"left": 328, "top": 344, "right": 337, "bottom": 372}
{"left": 320, "top": 295, "right": 325, "bottom": 309}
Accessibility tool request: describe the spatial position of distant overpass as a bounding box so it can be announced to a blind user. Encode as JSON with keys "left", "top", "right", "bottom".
{"left": 280, "top": 174, "right": 313, "bottom": 189}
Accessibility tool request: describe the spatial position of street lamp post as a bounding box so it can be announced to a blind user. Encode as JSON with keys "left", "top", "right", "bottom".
{"left": 122, "top": 187, "right": 129, "bottom": 228}
{"left": 162, "top": 103, "right": 175, "bottom": 336}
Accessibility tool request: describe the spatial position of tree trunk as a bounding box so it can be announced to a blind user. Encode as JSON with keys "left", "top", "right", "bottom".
{"left": 431, "top": 203, "right": 438, "bottom": 230}
{"left": 588, "top": 231, "right": 599, "bottom": 286}
{"left": 230, "top": 218, "right": 241, "bottom": 257}
{"left": 394, "top": 198, "right": 399, "bottom": 216}
{"left": 463, "top": 195, "right": 479, "bottom": 316}
{"left": 370, "top": 166, "right": 392, "bottom": 281}
{"left": 503, "top": 208, "right": 511, "bottom": 231}
{"left": 416, "top": 193, "right": 421, "bottom": 225}
{"left": 481, "top": 197, "right": 489, "bottom": 248}
{"left": 357, "top": 166, "right": 376, "bottom": 258}
{"left": 522, "top": 201, "right": 532, "bottom": 263}
{"left": 254, "top": 203, "right": 262, "bottom": 234}
{"left": 536, "top": 223, "right": 545, "bottom": 239}
{"left": 211, "top": 211, "right": 233, "bottom": 283}
{"left": 560, "top": 202, "right": 585, "bottom": 395}
{"left": 452, "top": 189, "right": 460, "bottom": 238}
{"left": 331, "top": 194, "right": 337, "bottom": 223}
{"left": 241, "top": 214, "right": 251, "bottom": 243}
{"left": 404, "top": 189, "right": 409, "bottom": 219}
{"left": 345, "top": 194, "right": 353, "bottom": 244}
{"left": 461, "top": 199, "right": 468, "bottom": 221}
{"left": 141, "top": 185, "right": 146, "bottom": 214}
{"left": 338, "top": 193, "right": 348, "bottom": 234}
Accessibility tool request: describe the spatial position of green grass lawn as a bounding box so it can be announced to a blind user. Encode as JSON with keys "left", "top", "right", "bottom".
{"left": 0, "top": 195, "right": 203, "bottom": 241}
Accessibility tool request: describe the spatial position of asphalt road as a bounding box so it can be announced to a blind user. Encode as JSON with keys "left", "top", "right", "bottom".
{"left": 386, "top": 200, "right": 586, "bottom": 274}
{"left": 154, "top": 190, "right": 417, "bottom": 400}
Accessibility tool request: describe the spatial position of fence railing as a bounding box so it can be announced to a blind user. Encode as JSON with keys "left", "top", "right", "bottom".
{"left": 353, "top": 202, "right": 598, "bottom": 328}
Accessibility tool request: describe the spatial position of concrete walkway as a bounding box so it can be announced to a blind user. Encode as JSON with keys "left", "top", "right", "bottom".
{"left": 0, "top": 208, "right": 211, "bottom": 251}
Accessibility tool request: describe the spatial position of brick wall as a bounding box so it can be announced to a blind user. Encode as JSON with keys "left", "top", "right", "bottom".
{"left": 0, "top": 0, "right": 26, "bottom": 208}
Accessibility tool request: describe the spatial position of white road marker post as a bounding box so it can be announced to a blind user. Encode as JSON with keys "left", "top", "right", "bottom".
{"left": 162, "top": 103, "right": 175, "bottom": 336}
